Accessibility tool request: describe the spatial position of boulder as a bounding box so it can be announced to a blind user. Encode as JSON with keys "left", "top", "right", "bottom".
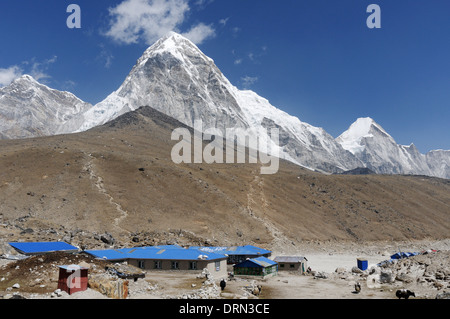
{"left": 89, "top": 274, "right": 129, "bottom": 299}
{"left": 395, "top": 273, "right": 414, "bottom": 283}
{"left": 351, "top": 266, "right": 363, "bottom": 274}
{"left": 335, "top": 267, "right": 346, "bottom": 274}
{"left": 436, "top": 291, "right": 450, "bottom": 299}
{"left": 100, "top": 233, "right": 115, "bottom": 245}
{"left": 380, "top": 270, "right": 395, "bottom": 284}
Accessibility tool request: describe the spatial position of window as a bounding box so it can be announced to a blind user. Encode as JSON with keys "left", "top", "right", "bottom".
{"left": 189, "top": 261, "right": 197, "bottom": 270}
{"left": 171, "top": 261, "right": 179, "bottom": 270}
{"left": 215, "top": 261, "right": 221, "bottom": 271}
{"left": 138, "top": 260, "right": 145, "bottom": 269}
{"left": 290, "top": 264, "right": 295, "bottom": 269}
{"left": 154, "top": 260, "right": 162, "bottom": 269}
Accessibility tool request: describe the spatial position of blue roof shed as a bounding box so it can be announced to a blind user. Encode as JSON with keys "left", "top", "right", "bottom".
{"left": 9, "top": 242, "right": 79, "bottom": 255}
{"left": 190, "top": 245, "right": 272, "bottom": 264}
{"left": 233, "top": 257, "right": 278, "bottom": 278}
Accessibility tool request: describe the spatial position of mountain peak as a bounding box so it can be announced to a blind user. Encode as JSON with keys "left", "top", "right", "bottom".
{"left": 13, "top": 74, "right": 38, "bottom": 85}
{"left": 344, "top": 117, "right": 390, "bottom": 138}
{"left": 336, "top": 117, "right": 392, "bottom": 154}
{"left": 163, "top": 31, "right": 186, "bottom": 41}
{"left": 137, "top": 31, "right": 210, "bottom": 66}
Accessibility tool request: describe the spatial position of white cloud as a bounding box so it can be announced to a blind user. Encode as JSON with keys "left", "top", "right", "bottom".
{"left": 0, "top": 66, "right": 23, "bottom": 87}
{"left": 105, "top": 0, "right": 189, "bottom": 45}
{"left": 0, "top": 56, "right": 58, "bottom": 87}
{"left": 29, "top": 55, "right": 57, "bottom": 82}
{"left": 181, "top": 23, "right": 215, "bottom": 45}
{"left": 234, "top": 58, "right": 243, "bottom": 65}
{"left": 104, "top": 0, "right": 215, "bottom": 45}
{"left": 97, "top": 44, "right": 114, "bottom": 68}
{"left": 241, "top": 76, "right": 258, "bottom": 89}
{"left": 62, "top": 80, "right": 77, "bottom": 91}
{"left": 232, "top": 27, "right": 241, "bottom": 37}
{"left": 194, "top": 0, "right": 214, "bottom": 9}
{"left": 219, "top": 17, "right": 229, "bottom": 26}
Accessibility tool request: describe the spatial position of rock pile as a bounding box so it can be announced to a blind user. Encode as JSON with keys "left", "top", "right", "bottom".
{"left": 331, "top": 250, "right": 450, "bottom": 298}
{"left": 177, "top": 269, "right": 220, "bottom": 299}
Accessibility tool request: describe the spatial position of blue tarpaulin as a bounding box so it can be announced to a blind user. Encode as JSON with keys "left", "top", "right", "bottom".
{"left": 390, "top": 252, "right": 419, "bottom": 259}
{"left": 377, "top": 251, "right": 421, "bottom": 267}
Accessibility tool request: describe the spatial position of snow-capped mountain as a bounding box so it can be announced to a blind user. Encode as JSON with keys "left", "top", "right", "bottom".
{"left": 336, "top": 117, "right": 449, "bottom": 179}
{"left": 0, "top": 33, "right": 448, "bottom": 178}
{"left": 426, "top": 150, "right": 450, "bottom": 179}
{"left": 74, "top": 32, "right": 362, "bottom": 173}
{"left": 0, "top": 75, "right": 92, "bottom": 139}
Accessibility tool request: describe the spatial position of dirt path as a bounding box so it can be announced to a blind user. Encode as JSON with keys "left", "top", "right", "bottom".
{"left": 246, "top": 172, "right": 293, "bottom": 250}
{"left": 83, "top": 152, "right": 129, "bottom": 230}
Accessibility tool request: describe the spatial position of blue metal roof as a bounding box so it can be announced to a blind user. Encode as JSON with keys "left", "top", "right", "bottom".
{"left": 84, "top": 245, "right": 227, "bottom": 261}
{"left": 9, "top": 242, "right": 78, "bottom": 254}
{"left": 190, "top": 245, "right": 271, "bottom": 256}
{"left": 234, "top": 257, "right": 277, "bottom": 268}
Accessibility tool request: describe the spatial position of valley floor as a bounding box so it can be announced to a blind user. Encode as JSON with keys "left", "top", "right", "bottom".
{"left": 1, "top": 239, "right": 449, "bottom": 300}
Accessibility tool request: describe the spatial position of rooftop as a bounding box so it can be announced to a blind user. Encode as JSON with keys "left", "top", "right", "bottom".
{"left": 84, "top": 245, "right": 227, "bottom": 261}
{"left": 8, "top": 242, "right": 79, "bottom": 255}
{"left": 273, "top": 256, "right": 307, "bottom": 263}
{"left": 234, "top": 256, "right": 278, "bottom": 268}
{"left": 190, "top": 245, "right": 272, "bottom": 256}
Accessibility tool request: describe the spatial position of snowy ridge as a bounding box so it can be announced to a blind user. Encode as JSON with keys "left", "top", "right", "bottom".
{"left": 0, "top": 32, "right": 448, "bottom": 178}
{"left": 0, "top": 75, "right": 92, "bottom": 139}
{"left": 337, "top": 117, "right": 448, "bottom": 178}
{"left": 74, "top": 32, "right": 362, "bottom": 173}
{"left": 336, "top": 117, "right": 392, "bottom": 154}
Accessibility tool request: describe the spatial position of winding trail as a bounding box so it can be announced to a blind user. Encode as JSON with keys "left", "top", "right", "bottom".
{"left": 83, "top": 152, "right": 129, "bottom": 230}
{"left": 246, "top": 170, "right": 293, "bottom": 251}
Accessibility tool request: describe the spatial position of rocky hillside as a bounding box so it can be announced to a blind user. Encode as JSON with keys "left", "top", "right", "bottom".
{"left": 0, "top": 106, "right": 449, "bottom": 253}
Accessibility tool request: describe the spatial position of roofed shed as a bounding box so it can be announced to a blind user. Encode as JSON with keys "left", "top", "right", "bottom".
{"left": 273, "top": 256, "right": 308, "bottom": 273}
{"left": 233, "top": 257, "right": 278, "bottom": 279}
{"left": 57, "top": 265, "right": 88, "bottom": 295}
{"left": 192, "top": 245, "right": 272, "bottom": 264}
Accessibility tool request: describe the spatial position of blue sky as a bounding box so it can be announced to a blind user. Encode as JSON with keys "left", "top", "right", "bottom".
{"left": 0, "top": 0, "right": 449, "bottom": 153}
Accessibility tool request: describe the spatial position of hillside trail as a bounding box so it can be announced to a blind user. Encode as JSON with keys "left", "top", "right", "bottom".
{"left": 82, "top": 152, "right": 129, "bottom": 232}
{"left": 246, "top": 169, "right": 294, "bottom": 253}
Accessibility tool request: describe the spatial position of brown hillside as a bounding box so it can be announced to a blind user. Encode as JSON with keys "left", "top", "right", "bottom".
{"left": 0, "top": 107, "right": 449, "bottom": 252}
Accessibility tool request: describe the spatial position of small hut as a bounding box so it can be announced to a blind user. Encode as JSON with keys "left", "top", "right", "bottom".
{"left": 233, "top": 257, "right": 278, "bottom": 279}
{"left": 57, "top": 265, "right": 89, "bottom": 295}
{"left": 273, "top": 256, "right": 308, "bottom": 274}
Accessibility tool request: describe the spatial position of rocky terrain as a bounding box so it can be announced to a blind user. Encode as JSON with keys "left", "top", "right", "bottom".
{"left": 0, "top": 240, "right": 449, "bottom": 300}
{"left": 0, "top": 106, "right": 449, "bottom": 252}
{"left": 0, "top": 105, "right": 449, "bottom": 300}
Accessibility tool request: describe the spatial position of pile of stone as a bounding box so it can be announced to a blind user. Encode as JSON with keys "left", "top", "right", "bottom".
{"left": 332, "top": 250, "right": 450, "bottom": 298}
{"left": 177, "top": 269, "right": 220, "bottom": 299}
{"left": 384, "top": 250, "right": 450, "bottom": 290}
{"left": 88, "top": 273, "right": 129, "bottom": 299}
